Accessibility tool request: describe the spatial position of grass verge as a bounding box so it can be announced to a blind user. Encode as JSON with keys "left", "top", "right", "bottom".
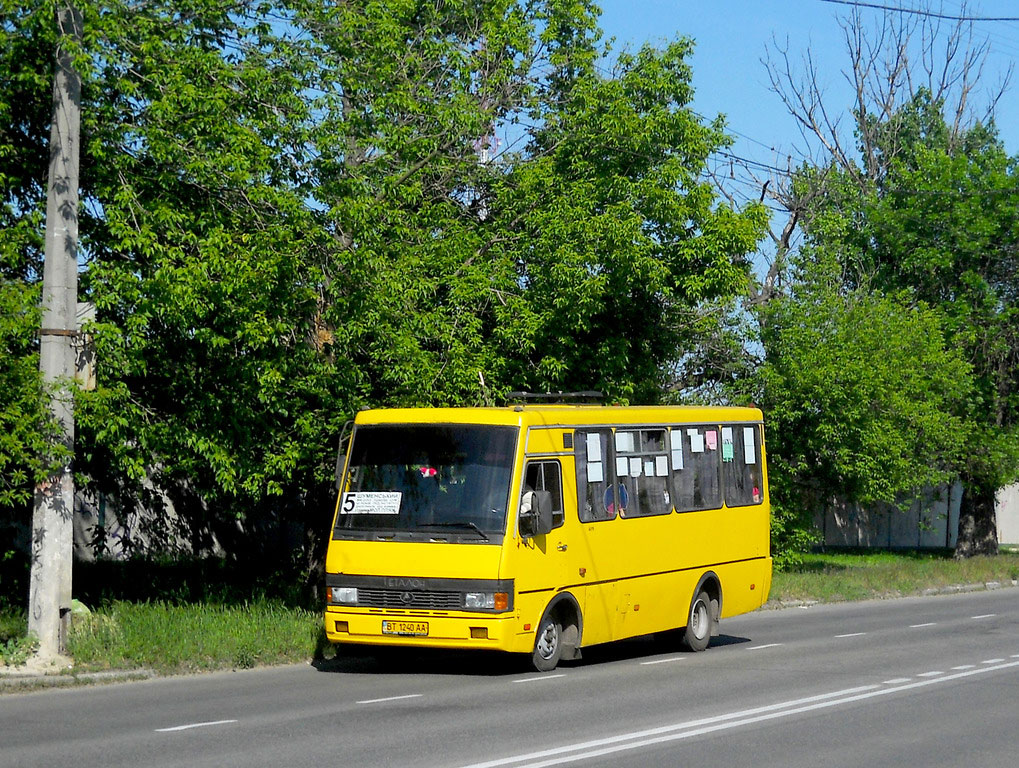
{"left": 4, "top": 551, "right": 1019, "bottom": 674}
{"left": 66, "top": 600, "right": 331, "bottom": 674}
{"left": 770, "top": 550, "right": 1019, "bottom": 604}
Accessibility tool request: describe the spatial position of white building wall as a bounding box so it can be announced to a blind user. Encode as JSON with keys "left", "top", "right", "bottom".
{"left": 997, "top": 484, "right": 1019, "bottom": 546}
{"left": 815, "top": 483, "right": 961, "bottom": 549}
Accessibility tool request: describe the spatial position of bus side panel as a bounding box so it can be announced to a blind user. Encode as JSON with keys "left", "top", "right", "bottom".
{"left": 615, "top": 570, "right": 693, "bottom": 639}
{"left": 713, "top": 557, "right": 772, "bottom": 618}
{"left": 677, "top": 504, "right": 770, "bottom": 573}
{"left": 572, "top": 516, "right": 692, "bottom": 643}
{"left": 567, "top": 504, "right": 770, "bottom": 644}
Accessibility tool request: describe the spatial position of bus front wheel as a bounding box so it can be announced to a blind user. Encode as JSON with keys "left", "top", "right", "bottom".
{"left": 531, "top": 611, "right": 563, "bottom": 672}
{"left": 682, "top": 590, "right": 714, "bottom": 652}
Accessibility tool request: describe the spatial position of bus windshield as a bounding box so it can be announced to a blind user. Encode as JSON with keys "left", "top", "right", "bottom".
{"left": 334, "top": 424, "right": 518, "bottom": 541}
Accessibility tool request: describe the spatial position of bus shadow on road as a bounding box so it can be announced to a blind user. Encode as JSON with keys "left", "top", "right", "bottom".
{"left": 312, "top": 648, "right": 529, "bottom": 677}
{"left": 574, "top": 631, "right": 752, "bottom": 666}
{"left": 312, "top": 632, "right": 753, "bottom": 677}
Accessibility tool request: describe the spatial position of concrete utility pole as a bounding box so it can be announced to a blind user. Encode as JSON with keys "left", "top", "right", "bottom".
{"left": 29, "top": 3, "right": 83, "bottom": 660}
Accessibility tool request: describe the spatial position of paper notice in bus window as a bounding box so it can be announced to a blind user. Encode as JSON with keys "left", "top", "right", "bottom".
{"left": 671, "top": 449, "right": 684, "bottom": 470}
{"left": 342, "top": 491, "right": 402, "bottom": 515}
{"left": 744, "top": 427, "right": 757, "bottom": 465}
{"left": 629, "top": 458, "right": 642, "bottom": 477}
{"left": 587, "top": 433, "right": 602, "bottom": 463}
{"left": 705, "top": 430, "right": 717, "bottom": 450}
{"left": 644, "top": 459, "right": 655, "bottom": 477}
{"left": 587, "top": 461, "right": 604, "bottom": 483}
{"left": 655, "top": 456, "right": 669, "bottom": 477}
{"left": 721, "top": 427, "right": 734, "bottom": 462}
{"left": 615, "top": 431, "right": 635, "bottom": 452}
{"left": 616, "top": 457, "right": 629, "bottom": 477}
{"left": 671, "top": 431, "right": 684, "bottom": 469}
{"left": 688, "top": 429, "right": 704, "bottom": 453}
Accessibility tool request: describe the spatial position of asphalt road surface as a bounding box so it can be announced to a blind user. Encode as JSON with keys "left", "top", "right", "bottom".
{"left": 2, "top": 588, "right": 1018, "bottom": 768}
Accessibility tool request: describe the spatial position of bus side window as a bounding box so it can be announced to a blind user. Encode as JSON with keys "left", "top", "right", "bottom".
{"left": 722, "top": 424, "right": 763, "bottom": 506}
{"left": 575, "top": 430, "right": 616, "bottom": 522}
{"left": 613, "top": 429, "right": 671, "bottom": 517}
{"left": 669, "top": 426, "right": 722, "bottom": 512}
{"left": 524, "top": 461, "right": 565, "bottom": 529}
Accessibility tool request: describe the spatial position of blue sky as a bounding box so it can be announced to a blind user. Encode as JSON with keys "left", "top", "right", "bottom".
{"left": 596, "top": 0, "right": 1019, "bottom": 207}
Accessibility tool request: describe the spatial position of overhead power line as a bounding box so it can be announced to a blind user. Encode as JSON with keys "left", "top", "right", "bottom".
{"left": 819, "top": 0, "right": 1019, "bottom": 22}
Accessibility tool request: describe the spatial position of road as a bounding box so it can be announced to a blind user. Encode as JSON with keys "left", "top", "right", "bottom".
{"left": 2, "top": 588, "right": 1018, "bottom": 768}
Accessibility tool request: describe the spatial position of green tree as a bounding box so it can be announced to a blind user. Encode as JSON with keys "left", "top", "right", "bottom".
{"left": 0, "top": 2, "right": 63, "bottom": 514}
{"left": 766, "top": 101, "right": 1019, "bottom": 558}
{"left": 747, "top": 238, "right": 972, "bottom": 562}
{"left": 860, "top": 100, "right": 1019, "bottom": 555}
{"left": 493, "top": 23, "right": 769, "bottom": 401}
{"left": 2, "top": 0, "right": 767, "bottom": 570}
{"left": 0, "top": 281, "right": 58, "bottom": 511}
{"left": 762, "top": 6, "right": 1018, "bottom": 557}
{"left": 300, "top": 0, "right": 541, "bottom": 408}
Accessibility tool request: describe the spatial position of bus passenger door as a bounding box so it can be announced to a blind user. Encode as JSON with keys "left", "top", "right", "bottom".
{"left": 522, "top": 458, "right": 568, "bottom": 579}
{"left": 517, "top": 457, "right": 584, "bottom": 613}
{"left": 570, "top": 428, "right": 625, "bottom": 645}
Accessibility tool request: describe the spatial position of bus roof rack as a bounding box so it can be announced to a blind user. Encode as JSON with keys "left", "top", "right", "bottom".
{"left": 506, "top": 391, "right": 604, "bottom": 404}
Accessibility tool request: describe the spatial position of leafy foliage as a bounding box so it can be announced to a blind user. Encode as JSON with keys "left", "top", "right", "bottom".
{"left": 0, "top": 3, "right": 64, "bottom": 511}
{"left": 2, "top": 1, "right": 766, "bottom": 565}
{"left": 749, "top": 86, "right": 1019, "bottom": 558}
{"left": 498, "top": 36, "right": 768, "bottom": 401}
{"left": 826, "top": 94, "right": 1018, "bottom": 553}
{"left": 755, "top": 253, "right": 971, "bottom": 506}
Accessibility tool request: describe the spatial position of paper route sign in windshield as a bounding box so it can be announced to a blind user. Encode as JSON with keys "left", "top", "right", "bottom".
{"left": 341, "top": 492, "right": 402, "bottom": 515}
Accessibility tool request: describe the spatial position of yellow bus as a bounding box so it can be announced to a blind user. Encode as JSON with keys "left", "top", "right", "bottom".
{"left": 324, "top": 404, "right": 771, "bottom": 670}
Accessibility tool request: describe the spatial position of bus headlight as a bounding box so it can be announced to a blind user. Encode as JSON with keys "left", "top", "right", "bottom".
{"left": 465, "top": 592, "right": 509, "bottom": 611}
{"left": 330, "top": 587, "right": 358, "bottom": 605}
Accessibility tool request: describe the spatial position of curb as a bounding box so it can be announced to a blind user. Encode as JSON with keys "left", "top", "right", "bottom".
{"left": 0, "top": 667, "right": 155, "bottom": 691}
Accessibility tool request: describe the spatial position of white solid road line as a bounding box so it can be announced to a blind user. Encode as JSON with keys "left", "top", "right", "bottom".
{"left": 458, "top": 658, "right": 1019, "bottom": 768}
{"left": 457, "top": 684, "right": 880, "bottom": 768}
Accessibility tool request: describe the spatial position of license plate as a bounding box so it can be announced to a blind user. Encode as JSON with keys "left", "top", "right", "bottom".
{"left": 382, "top": 620, "right": 429, "bottom": 637}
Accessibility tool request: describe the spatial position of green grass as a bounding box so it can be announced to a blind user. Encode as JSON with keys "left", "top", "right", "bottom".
{"left": 67, "top": 600, "right": 330, "bottom": 674}
{"left": 1, "top": 556, "right": 331, "bottom": 674}
{"left": 770, "top": 550, "right": 1019, "bottom": 604}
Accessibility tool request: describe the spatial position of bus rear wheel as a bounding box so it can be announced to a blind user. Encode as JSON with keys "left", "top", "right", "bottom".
{"left": 682, "top": 590, "right": 714, "bottom": 652}
{"left": 531, "top": 611, "right": 563, "bottom": 672}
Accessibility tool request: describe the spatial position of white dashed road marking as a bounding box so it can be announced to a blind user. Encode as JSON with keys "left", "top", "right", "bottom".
{"left": 156, "top": 720, "right": 238, "bottom": 733}
{"left": 357, "top": 694, "right": 423, "bottom": 705}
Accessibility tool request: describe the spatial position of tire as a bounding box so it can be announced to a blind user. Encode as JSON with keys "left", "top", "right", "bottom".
{"left": 682, "top": 590, "right": 714, "bottom": 652}
{"left": 531, "top": 611, "right": 563, "bottom": 672}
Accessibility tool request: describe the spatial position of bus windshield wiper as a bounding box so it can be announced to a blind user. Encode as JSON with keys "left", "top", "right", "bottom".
{"left": 424, "top": 522, "right": 490, "bottom": 541}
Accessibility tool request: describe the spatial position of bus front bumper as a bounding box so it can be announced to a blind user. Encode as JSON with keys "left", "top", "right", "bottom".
{"left": 324, "top": 607, "right": 529, "bottom": 652}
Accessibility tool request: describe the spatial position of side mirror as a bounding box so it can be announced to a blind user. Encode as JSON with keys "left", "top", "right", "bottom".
{"left": 519, "top": 490, "right": 554, "bottom": 537}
